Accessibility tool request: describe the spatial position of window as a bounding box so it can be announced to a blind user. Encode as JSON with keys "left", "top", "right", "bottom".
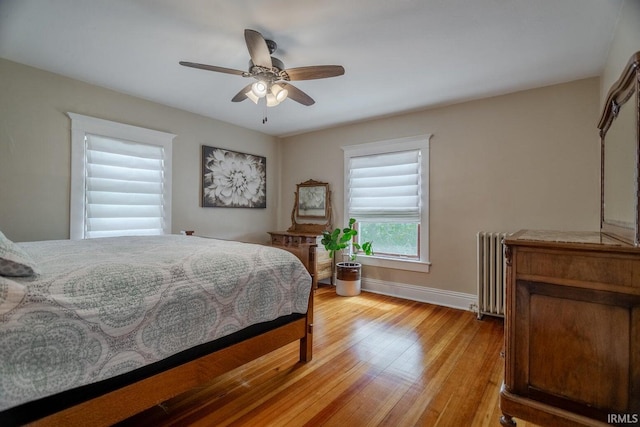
{"left": 68, "top": 113, "right": 175, "bottom": 239}
{"left": 343, "top": 135, "right": 430, "bottom": 272}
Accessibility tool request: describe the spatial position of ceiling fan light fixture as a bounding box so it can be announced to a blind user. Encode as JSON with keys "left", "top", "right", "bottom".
{"left": 271, "top": 84, "right": 288, "bottom": 102}
{"left": 251, "top": 81, "right": 267, "bottom": 97}
{"left": 266, "top": 93, "right": 280, "bottom": 107}
{"left": 245, "top": 90, "right": 259, "bottom": 104}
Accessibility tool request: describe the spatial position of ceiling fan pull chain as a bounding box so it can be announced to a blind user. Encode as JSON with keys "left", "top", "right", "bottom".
{"left": 262, "top": 100, "right": 268, "bottom": 124}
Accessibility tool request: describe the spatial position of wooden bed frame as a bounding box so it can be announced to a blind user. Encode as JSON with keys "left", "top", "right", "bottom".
{"left": 23, "top": 242, "right": 316, "bottom": 426}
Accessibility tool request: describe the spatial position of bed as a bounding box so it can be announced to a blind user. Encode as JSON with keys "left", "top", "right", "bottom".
{"left": 0, "top": 232, "right": 314, "bottom": 426}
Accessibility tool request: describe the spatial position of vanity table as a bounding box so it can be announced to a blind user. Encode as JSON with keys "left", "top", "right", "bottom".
{"left": 500, "top": 52, "right": 640, "bottom": 426}
{"left": 269, "top": 180, "right": 334, "bottom": 289}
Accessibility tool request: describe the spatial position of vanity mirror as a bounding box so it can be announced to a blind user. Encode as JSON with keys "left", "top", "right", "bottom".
{"left": 598, "top": 51, "right": 640, "bottom": 245}
{"left": 287, "top": 179, "right": 332, "bottom": 234}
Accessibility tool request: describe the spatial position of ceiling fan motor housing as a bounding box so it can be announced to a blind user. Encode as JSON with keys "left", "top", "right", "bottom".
{"left": 248, "top": 57, "right": 287, "bottom": 83}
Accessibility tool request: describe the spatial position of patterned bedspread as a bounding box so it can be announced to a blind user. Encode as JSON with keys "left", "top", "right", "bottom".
{"left": 0, "top": 235, "right": 312, "bottom": 411}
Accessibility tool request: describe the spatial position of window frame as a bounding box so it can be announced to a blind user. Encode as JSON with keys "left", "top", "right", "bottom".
{"left": 342, "top": 135, "right": 431, "bottom": 273}
{"left": 68, "top": 113, "right": 176, "bottom": 240}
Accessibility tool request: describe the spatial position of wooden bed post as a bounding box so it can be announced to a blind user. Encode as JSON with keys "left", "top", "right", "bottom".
{"left": 300, "top": 286, "right": 314, "bottom": 362}
{"left": 263, "top": 239, "right": 315, "bottom": 362}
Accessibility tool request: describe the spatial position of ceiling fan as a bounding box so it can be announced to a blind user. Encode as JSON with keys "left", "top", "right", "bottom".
{"left": 179, "top": 29, "right": 345, "bottom": 109}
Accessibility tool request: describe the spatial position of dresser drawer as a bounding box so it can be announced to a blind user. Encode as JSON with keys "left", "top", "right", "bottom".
{"left": 515, "top": 247, "right": 640, "bottom": 290}
{"left": 270, "top": 234, "right": 286, "bottom": 246}
{"left": 269, "top": 233, "right": 318, "bottom": 247}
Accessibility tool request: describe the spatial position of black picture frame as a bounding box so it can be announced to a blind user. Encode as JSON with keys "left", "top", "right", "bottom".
{"left": 201, "top": 145, "right": 266, "bottom": 208}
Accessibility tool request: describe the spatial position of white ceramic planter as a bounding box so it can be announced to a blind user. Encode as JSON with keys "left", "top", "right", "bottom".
{"left": 336, "top": 262, "right": 361, "bottom": 296}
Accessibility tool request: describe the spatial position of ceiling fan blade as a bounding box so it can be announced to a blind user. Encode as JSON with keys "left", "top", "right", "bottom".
{"left": 282, "top": 83, "right": 315, "bottom": 106}
{"left": 231, "top": 84, "right": 253, "bottom": 102}
{"left": 285, "top": 65, "right": 345, "bottom": 81}
{"left": 244, "top": 29, "right": 272, "bottom": 68}
{"left": 179, "top": 61, "right": 246, "bottom": 76}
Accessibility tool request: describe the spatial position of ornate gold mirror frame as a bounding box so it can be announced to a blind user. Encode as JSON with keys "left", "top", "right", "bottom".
{"left": 288, "top": 179, "right": 333, "bottom": 234}
{"left": 598, "top": 51, "right": 640, "bottom": 245}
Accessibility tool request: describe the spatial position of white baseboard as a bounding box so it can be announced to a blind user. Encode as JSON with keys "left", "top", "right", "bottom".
{"left": 361, "top": 277, "right": 476, "bottom": 312}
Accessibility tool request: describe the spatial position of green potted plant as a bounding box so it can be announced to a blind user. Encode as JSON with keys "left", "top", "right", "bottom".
{"left": 321, "top": 218, "right": 373, "bottom": 296}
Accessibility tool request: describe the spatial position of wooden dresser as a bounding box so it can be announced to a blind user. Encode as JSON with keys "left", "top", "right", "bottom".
{"left": 268, "top": 231, "right": 332, "bottom": 289}
{"left": 500, "top": 230, "right": 640, "bottom": 426}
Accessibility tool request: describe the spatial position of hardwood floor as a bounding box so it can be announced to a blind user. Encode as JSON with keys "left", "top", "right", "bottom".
{"left": 119, "top": 286, "right": 540, "bottom": 426}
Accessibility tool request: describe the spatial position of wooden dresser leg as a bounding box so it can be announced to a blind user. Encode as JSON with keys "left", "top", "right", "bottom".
{"left": 500, "top": 414, "right": 517, "bottom": 426}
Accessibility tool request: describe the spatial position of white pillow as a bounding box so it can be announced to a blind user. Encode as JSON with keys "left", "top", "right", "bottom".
{"left": 0, "top": 230, "right": 39, "bottom": 277}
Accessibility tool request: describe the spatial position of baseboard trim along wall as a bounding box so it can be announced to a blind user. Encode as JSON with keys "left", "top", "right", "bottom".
{"left": 361, "top": 278, "right": 476, "bottom": 312}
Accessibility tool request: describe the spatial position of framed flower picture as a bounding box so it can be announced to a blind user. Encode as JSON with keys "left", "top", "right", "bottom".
{"left": 201, "top": 146, "right": 266, "bottom": 208}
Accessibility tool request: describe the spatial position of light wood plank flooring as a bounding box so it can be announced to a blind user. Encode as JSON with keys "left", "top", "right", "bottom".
{"left": 120, "top": 286, "right": 540, "bottom": 426}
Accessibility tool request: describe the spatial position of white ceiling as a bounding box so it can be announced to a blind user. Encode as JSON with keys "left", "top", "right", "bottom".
{"left": 0, "top": 0, "right": 623, "bottom": 137}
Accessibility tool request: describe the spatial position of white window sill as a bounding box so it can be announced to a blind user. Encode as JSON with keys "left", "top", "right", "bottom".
{"left": 354, "top": 255, "right": 431, "bottom": 273}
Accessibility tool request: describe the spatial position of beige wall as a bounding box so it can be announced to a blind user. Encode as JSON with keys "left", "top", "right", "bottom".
{"left": 601, "top": 0, "right": 640, "bottom": 104}
{"left": 1, "top": 37, "right": 616, "bottom": 298}
{"left": 0, "top": 58, "right": 278, "bottom": 243}
{"left": 279, "top": 78, "right": 601, "bottom": 295}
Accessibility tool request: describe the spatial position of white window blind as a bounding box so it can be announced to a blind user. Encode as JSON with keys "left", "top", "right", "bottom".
{"left": 348, "top": 149, "right": 421, "bottom": 222}
{"left": 68, "top": 113, "right": 175, "bottom": 240}
{"left": 84, "top": 134, "right": 166, "bottom": 238}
